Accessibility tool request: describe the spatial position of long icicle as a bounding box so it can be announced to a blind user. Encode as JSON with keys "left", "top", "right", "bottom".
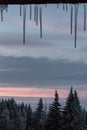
{"left": 20, "top": 5, "right": 22, "bottom": 16}
{"left": 74, "top": 4, "right": 77, "bottom": 48}
{"left": 63, "top": 4, "right": 65, "bottom": 10}
{"left": 70, "top": 4, "right": 73, "bottom": 34}
{"left": 84, "top": 4, "right": 86, "bottom": 31}
{"left": 23, "top": 5, "right": 26, "bottom": 44}
{"left": 6, "top": 5, "right": 8, "bottom": 12}
{"left": 30, "top": 4, "right": 32, "bottom": 20}
{"left": 39, "top": 5, "right": 42, "bottom": 38}
{"left": 57, "top": 4, "right": 59, "bottom": 8}
{"left": 66, "top": 4, "right": 68, "bottom": 12}
{"left": 1, "top": 11, "right": 3, "bottom": 22}
{"left": 36, "top": 5, "right": 38, "bottom": 26}
{"left": 34, "top": 5, "right": 36, "bottom": 21}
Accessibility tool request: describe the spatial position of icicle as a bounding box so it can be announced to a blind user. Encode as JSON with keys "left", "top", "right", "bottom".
{"left": 45, "top": 4, "right": 47, "bottom": 7}
{"left": 36, "top": 5, "right": 38, "bottom": 26}
{"left": 74, "top": 4, "right": 78, "bottom": 48}
{"left": 70, "top": 4, "right": 73, "bottom": 34}
{"left": 83, "top": 4, "right": 86, "bottom": 31}
{"left": 6, "top": 5, "right": 8, "bottom": 12}
{"left": 1, "top": 11, "right": 3, "bottom": 22}
{"left": 23, "top": 5, "right": 26, "bottom": 44}
{"left": 77, "top": 4, "right": 79, "bottom": 16}
{"left": 66, "top": 4, "right": 68, "bottom": 12}
{"left": 20, "top": 5, "right": 22, "bottom": 16}
{"left": 63, "top": 4, "right": 65, "bottom": 10}
{"left": 34, "top": 5, "right": 35, "bottom": 21}
{"left": 39, "top": 5, "right": 42, "bottom": 38}
{"left": 30, "top": 4, "right": 32, "bottom": 20}
{"left": 34, "top": 5, "right": 37, "bottom": 21}
{"left": 57, "top": 4, "right": 59, "bottom": 8}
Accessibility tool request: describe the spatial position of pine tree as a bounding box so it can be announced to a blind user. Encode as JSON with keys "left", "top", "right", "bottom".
{"left": 81, "top": 108, "right": 87, "bottom": 130}
{"left": 74, "top": 90, "right": 81, "bottom": 112}
{"left": 11, "top": 107, "right": 25, "bottom": 130}
{"left": 63, "top": 87, "right": 82, "bottom": 130}
{"left": 45, "top": 90, "right": 61, "bottom": 130}
{"left": 32, "top": 98, "right": 43, "bottom": 130}
{"left": 0, "top": 107, "right": 11, "bottom": 130}
{"left": 26, "top": 104, "right": 32, "bottom": 130}
{"left": 36, "top": 98, "right": 43, "bottom": 118}
{"left": 20, "top": 102, "right": 27, "bottom": 119}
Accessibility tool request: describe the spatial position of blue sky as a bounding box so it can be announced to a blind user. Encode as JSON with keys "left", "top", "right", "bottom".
{"left": 0, "top": 4, "right": 87, "bottom": 108}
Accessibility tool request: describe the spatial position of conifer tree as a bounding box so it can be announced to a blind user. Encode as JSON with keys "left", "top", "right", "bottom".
{"left": 26, "top": 104, "right": 32, "bottom": 130}
{"left": 11, "top": 108, "right": 25, "bottom": 130}
{"left": 81, "top": 108, "right": 87, "bottom": 130}
{"left": 63, "top": 87, "right": 82, "bottom": 130}
{"left": 45, "top": 90, "right": 61, "bottom": 130}
{"left": 0, "top": 107, "right": 11, "bottom": 130}
{"left": 32, "top": 98, "right": 43, "bottom": 130}
{"left": 36, "top": 98, "right": 43, "bottom": 118}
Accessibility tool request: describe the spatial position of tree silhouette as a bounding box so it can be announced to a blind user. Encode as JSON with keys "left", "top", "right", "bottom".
{"left": 45, "top": 90, "right": 61, "bottom": 130}
{"left": 63, "top": 87, "right": 82, "bottom": 130}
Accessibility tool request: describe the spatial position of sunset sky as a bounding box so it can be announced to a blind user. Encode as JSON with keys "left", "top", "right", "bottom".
{"left": 0, "top": 4, "right": 87, "bottom": 108}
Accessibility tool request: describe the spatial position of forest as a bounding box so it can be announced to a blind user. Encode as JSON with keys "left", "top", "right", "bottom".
{"left": 0, "top": 87, "right": 86, "bottom": 130}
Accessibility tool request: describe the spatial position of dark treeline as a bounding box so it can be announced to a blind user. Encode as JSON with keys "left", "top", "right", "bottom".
{"left": 0, "top": 87, "right": 87, "bottom": 130}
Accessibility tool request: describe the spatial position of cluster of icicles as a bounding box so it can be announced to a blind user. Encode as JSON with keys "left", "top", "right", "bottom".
{"left": 0, "top": 5, "right": 8, "bottom": 22}
{"left": 22, "top": 5, "right": 43, "bottom": 44}
{"left": 0, "top": 5, "right": 42, "bottom": 45}
{"left": 0, "top": 4, "right": 87, "bottom": 48}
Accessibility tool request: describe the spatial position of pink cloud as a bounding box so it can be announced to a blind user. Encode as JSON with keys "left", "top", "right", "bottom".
{"left": 0, "top": 87, "right": 68, "bottom": 99}
{"left": 0, "top": 87, "right": 86, "bottom": 100}
{"left": 78, "top": 90, "right": 87, "bottom": 99}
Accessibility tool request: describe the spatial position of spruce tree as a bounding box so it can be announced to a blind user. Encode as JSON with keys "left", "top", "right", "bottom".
{"left": 45, "top": 90, "right": 61, "bottom": 130}
{"left": 63, "top": 87, "right": 82, "bottom": 130}
{"left": 81, "top": 108, "right": 87, "bottom": 130}
{"left": 26, "top": 104, "right": 32, "bottom": 130}
{"left": 32, "top": 98, "right": 43, "bottom": 130}
{"left": 36, "top": 98, "right": 43, "bottom": 119}
{"left": 0, "top": 107, "right": 11, "bottom": 130}
{"left": 11, "top": 108, "right": 25, "bottom": 130}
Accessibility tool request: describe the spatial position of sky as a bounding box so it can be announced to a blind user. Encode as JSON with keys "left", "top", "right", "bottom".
{"left": 0, "top": 4, "right": 87, "bottom": 108}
